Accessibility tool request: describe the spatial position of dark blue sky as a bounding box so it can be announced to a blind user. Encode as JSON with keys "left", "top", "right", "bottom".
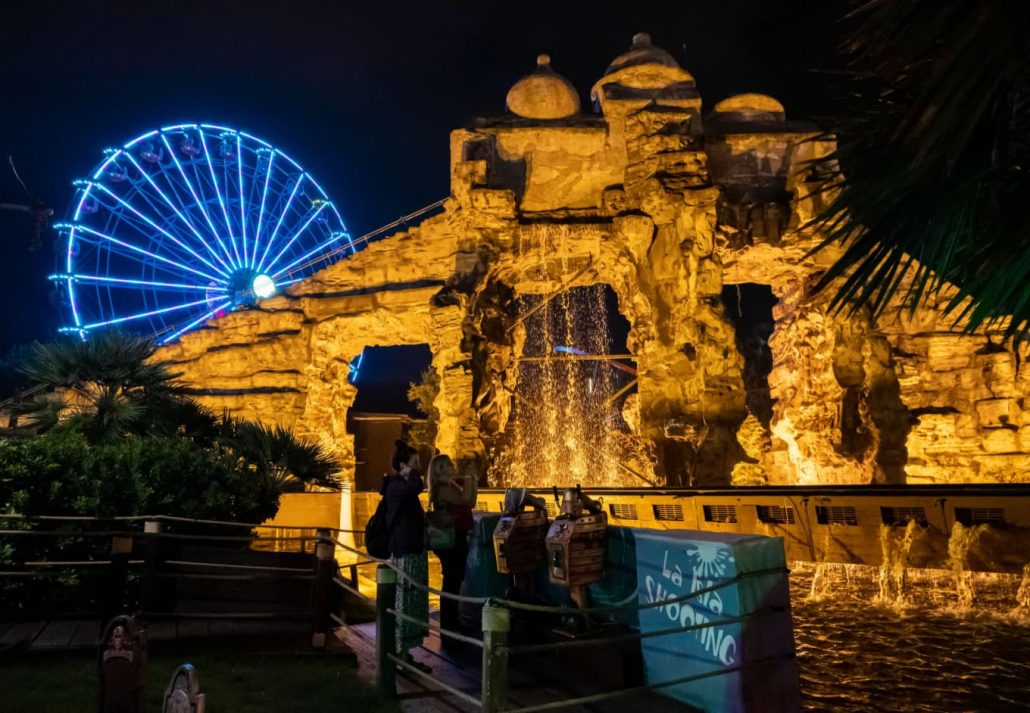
{"left": 0, "top": 0, "right": 843, "bottom": 355}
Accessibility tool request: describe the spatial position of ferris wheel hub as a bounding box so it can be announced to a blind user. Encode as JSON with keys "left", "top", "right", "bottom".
{"left": 224, "top": 268, "right": 277, "bottom": 305}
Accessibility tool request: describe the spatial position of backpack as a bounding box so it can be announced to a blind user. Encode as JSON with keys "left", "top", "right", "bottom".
{"left": 364, "top": 494, "right": 391, "bottom": 559}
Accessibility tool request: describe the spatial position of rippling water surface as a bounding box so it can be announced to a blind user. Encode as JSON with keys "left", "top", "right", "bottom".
{"left": 790, "top": 563, "right": 1030, "bottom": 712}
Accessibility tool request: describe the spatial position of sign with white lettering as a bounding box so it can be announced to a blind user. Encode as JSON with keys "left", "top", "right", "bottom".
{"left": 634, "top": 529, "right": 799, "bottom": 713}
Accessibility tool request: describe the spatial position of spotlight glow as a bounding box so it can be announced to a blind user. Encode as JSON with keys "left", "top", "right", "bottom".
{"left": 252, "top": 273, "right": 276, "bottom": 299}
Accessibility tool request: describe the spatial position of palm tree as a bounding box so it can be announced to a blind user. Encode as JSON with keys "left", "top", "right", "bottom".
{"left": 15, "top": 331, "right": 341, "bottom": 495}
{"left": 810, "top": 0, "right": 1030, "bottom": 338}
{"left": 216, "top": 414, "right": 341, "bottom": 493}
{"left": 15, "top": 332, "right": 190, "bottom": 441}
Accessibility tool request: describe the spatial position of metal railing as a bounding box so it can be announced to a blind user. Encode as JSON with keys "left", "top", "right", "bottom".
{"left": 321, "top": 531, "right": 793, "bottom": 713}
{"left": 1, "top": 513, "right": 794, "bottom": 709}
{"left": 277, "top": 198, "right": 448, "bottom": 279}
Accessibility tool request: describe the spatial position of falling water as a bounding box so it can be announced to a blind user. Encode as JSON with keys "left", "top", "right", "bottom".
{"left": 502, "top": 284, "right": 644, "bottom": 488}
{"left": 948, "top": 521, "right": 984, "bottom": 609}
{"left": 877, "top": 521, "right": 923, "bottom": 605}
{"left": 1017, "top": 564, "right": 1030, "bottom": 611}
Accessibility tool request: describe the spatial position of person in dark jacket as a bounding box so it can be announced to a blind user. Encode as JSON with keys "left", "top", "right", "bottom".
{"left": 381, "top": 440, "right": 429, "bottom": 669}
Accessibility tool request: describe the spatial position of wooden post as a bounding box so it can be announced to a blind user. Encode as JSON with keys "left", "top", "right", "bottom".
{"left": 375, "top": 565, "right": 397, "bottom": 697}
{"left": 310, "top": 528, "right": 334, "bottom": 649}
{"left": 481, "top": 603, "right": 510, "bottom": 713}
{"left": 103, "top": 534, "right": 133, "bottom": 625}
{"left": 142, "top": 520, "right": 161, "bottom": 615}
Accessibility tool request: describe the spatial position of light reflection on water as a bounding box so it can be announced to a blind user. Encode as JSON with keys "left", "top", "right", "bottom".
{"left": 790, "top": 563, "right": 1030, "bottom": 712}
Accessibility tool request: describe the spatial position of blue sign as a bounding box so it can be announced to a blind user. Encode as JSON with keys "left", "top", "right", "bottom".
{"left": 634, "top": 529, "right": 798, "bottom": 712}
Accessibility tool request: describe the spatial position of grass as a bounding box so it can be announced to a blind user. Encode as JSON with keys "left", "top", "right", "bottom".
{"left": 1, "top": 648, "right": 400, "bottom": 713}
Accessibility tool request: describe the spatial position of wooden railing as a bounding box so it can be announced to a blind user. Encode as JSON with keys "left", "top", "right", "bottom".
{"left": 0, "top": 515, "right": 349, "bottom": 648}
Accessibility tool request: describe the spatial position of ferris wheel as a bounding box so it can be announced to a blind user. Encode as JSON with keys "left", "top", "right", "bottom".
{"left": 52, "top": 123, "right": 352, "bottom": 344}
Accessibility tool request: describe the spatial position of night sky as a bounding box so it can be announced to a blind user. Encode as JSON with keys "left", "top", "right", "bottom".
{"left": 0, "top": 0, "right": 844, "bottom": 357}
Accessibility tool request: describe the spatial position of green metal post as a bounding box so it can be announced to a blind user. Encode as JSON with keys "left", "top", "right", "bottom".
{"left": 481, "top": 603, "right": 510, "bottom": 713}
{"left": 375, "top": 565, "right": 398, "bottom": 697}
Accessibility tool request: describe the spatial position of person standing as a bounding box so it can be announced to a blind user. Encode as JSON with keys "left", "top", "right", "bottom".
{"left": 381, "top": 440, "right": 430, "bottom": 670}
{"left": 427, "top": 454, "right": 477, "bottom": 636}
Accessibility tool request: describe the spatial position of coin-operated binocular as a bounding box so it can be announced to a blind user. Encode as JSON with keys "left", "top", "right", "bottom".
{"left": 493, "top": 488, "right": 551, "bottom": 599}
{"left": 545, "top": 485, "right": 608, "bottom": 610}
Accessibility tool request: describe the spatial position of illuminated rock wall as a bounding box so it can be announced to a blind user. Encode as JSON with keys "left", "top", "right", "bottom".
{"left": 157, "top": 37, "right": 1029, "bottom": 487}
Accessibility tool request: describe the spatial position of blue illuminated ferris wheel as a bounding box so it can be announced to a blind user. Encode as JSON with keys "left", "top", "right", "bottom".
{"left": 53, "top": 123, "right": 353, "bottom": 344}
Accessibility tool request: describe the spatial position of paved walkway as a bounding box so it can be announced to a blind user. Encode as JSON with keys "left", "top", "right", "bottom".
{"left": 341, "top": 618, "right": 689, "bottom": 713}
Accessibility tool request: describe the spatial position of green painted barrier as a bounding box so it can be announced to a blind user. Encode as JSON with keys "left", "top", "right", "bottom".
{"left": 458, "top": 513, "right": 509, "bottom": 631}
{"left": 634, "top": 529, "right": 799, "bottom": 712}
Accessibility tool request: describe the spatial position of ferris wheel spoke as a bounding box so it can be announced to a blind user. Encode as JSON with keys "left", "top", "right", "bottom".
{"left": 89, "top": 183, "right": 229, "bottom": 278}
{"left": 71, "top": 294, "right": 221, "bottom": 331}
{"left": 160, "top": 133, "right": 237, "bottom": 268}
{"left": 198, "top": 127, "right": 242, "bottom": 267}
{"left": 56, "top": 273, "right": 227, "bottom": 292}
{"left": 249, "top": 150, "right": 276, "bottom": 269}
{"left": 271, "top": 229, "right": 351, "bottom": 280}
{"left": 157, "top": 299, "right": 233, "bottom": 345}
{"left": 236, "top": 133, "right": 249, "bottom": 268}
{"left": 123, "top": 152, "right": 235, "bottom": 276}
{"left": 67, "top": 224, "right": 225, "bottom": 284}
{"left": 90, "top": 183, "right": 229, "bottom": 279}
{"left": 256, "top": 172, "right": 305, "bottom": 272}
{"left": 262, "top": 202, "right": 328, "bottom": 276}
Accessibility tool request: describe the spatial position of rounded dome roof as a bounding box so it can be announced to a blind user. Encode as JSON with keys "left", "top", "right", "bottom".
{"left": 506, "top": 54, "right": 580, "bottom": 120}
{"left": 712, "top": 93, "right": 785, "bottom": 121}
{"left": 604, "top": 33, "right": 680, "bottom": 75}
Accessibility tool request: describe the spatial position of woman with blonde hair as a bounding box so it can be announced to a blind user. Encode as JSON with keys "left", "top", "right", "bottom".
{"left": 381, "top": 440, "right": 430, "bottom": 670}
{"left": 427, "top": 453, "right": 477, "bottom": 637}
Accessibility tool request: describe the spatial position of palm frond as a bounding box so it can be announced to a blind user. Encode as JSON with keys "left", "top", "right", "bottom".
{"left": 216, "top": 413, "right": 341, "bottom": 493}
{"left": 808, "top": 0, "right": 1030, "bottom": 339}
{"left": 12, "top": 392, "right": 68, "bottom": 432}
{"left": 16, "top": 332, "right": 193, "bottom": 441}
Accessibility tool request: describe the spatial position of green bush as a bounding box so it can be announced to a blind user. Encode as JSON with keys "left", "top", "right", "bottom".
{"left": 0, "top": 429, "right": 285, "bottom": 523}
{"left": 0, "top": 430, "right": 296, "bottom": 615}
{"left": 0, "top": 334, "right": 342, "bottom": 614}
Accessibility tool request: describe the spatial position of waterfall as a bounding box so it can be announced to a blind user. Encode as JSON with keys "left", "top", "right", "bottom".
{"left": 503, "top": 284, "right": 641, "bottom": 488}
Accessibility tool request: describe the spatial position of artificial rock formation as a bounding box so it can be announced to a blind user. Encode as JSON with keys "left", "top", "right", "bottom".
{"left": 158, "top": 33, "right": 1030, "bottom": 487}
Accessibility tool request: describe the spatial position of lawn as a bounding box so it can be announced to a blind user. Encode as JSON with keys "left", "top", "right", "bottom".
{"left": 1, "top": 648, "right": 399, "bottom": 713}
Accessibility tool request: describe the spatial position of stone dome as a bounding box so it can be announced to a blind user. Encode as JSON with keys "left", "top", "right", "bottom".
{"left": 711, "top": 94, "right": 786, "bottom": 122}
{"left": 604, "top": 32, "right": 681, "bottom": 75}
{"left": 506, "top": 54, "right": 581, "bottom": 120}
{"left": 591, "top": 33, "right": 697, "bottom": 116}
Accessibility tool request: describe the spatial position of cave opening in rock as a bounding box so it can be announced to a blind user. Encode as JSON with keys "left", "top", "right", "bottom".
{"left": 721, "top": 283, "right": 777, "bottom": 427}
{"left": 501, "top": 283, "right": 652, "bottom": 488}
{"left": 348, "top": 344, "right": 434, "bottom": 489}
{"left": 350, "top": 344, "right": 434, "bottom": 416}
